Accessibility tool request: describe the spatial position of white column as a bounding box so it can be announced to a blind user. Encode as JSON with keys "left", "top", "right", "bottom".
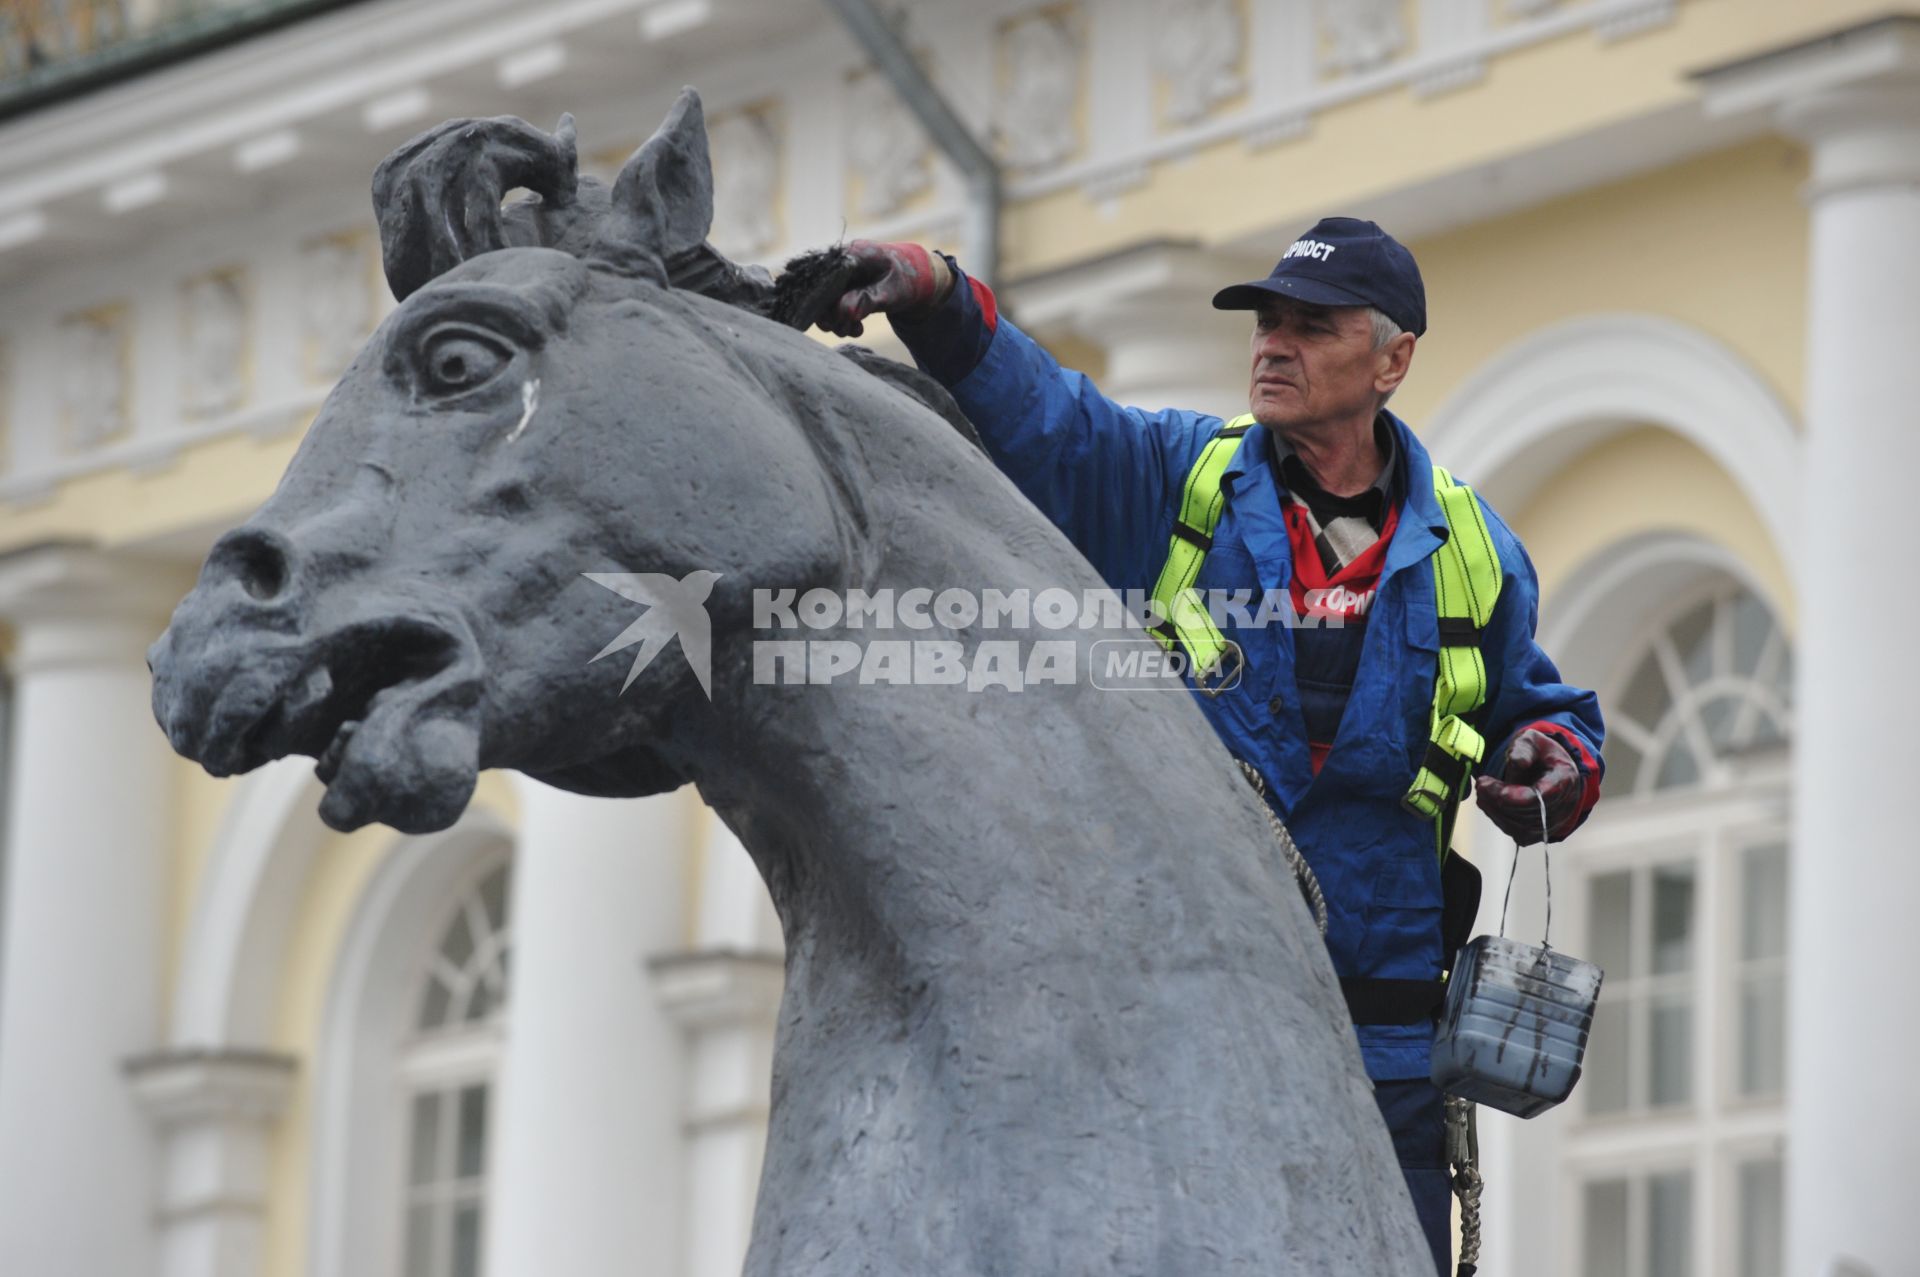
{"left": 1682, "top": 23, "right": 1920, "bottom": 1274}
{"left": 650, "top": 808, "right": 784, "bottom": 1277}
{"left": 126, "top": 1048, "right": 297, "bottom": 1277}
{"left": 1010, "top": 242, "right": 1266, "bottom": 421}
{"left": 0, "top": 545, "right": 184, "bottom": 1277}
{"left": 486, "top": 783, "right": 697, "bottom": 1276}
{"left": 1779, "top": 70, "right": 1920, "bottom": 1277}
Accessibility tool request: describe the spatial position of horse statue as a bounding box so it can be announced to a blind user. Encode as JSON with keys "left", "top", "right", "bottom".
{"left": 148, "top": 90, "right": 1430, "bottom": 1274}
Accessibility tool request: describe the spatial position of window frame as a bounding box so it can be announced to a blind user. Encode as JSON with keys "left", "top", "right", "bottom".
{"left": 1576, "top": 835, "right": 1703, "bottom": 1122}
{"left": 1560, "top": 799, "right": 1790, "bottom": 1264}
{"left": 391, "top": 855, "right": 513, "bottom": 1277}
{"left": 1716, "top": 829, "right": 1790, "bottom": 1110}
{"left": 1530, "top": 579, "right": 1794, "bottom": 1276}
{"left": 1714, "top": 1136, "right": 1788, "bottom": 1277}
{"left": 1600, "top": 582, "right": 1794, "bottom": 800}
{"left": 1565, "top": 1152, "right": 1699, "bottom": 1277}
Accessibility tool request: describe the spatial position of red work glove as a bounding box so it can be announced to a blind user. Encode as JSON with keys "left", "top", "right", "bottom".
{"left": 1474, "top": 728, "right": 1582, "bottom": 845}
{"left": 820, "top": 240, "right": 952, "bottom": 338}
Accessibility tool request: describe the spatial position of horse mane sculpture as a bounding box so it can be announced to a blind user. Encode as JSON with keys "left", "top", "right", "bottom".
{"left": 148, "top": 90, "right": 1429, "bottom": 1273}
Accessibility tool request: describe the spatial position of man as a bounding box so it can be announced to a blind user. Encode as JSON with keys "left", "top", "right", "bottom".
{"left": 818, "top": 218, "right": 1604, "bottom": 1274}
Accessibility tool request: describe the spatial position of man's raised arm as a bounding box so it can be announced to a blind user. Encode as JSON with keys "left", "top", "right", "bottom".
{"left": 817, "top": 240, "right": 1220, "bottom": 589}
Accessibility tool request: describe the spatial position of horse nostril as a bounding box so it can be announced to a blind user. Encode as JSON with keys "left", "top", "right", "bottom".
{"left": 212, "top": 529, "right": 293, "bottom": 602}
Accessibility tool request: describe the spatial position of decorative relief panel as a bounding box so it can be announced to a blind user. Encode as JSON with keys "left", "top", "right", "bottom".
{"left": 299, "top": 231, "right": 374, "bottom": 383}
{"left": 1317, "top": 0, "right": 1409, "bottom": 77}
{"left": 1153, "top": 0, "right": 1247, "bottom": 128}
{"left": 58, "top": 305, "right": 129, "bottom": 453}
{"left": 180, "top": 267, "right": 248, "bottom": 419}
{"left": 707, "top": 101, "right": 785, "bottom": 258}
{"left": 845, "top": 67, "right": 932, "bottom": 220}
{"left": 995, "top": 6, "right": 1083, "bottom": 172}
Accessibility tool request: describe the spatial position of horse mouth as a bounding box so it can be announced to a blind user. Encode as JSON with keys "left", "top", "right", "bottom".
{"left": 197, "top": 614, "right": 485, "bottom": 834}
{"left": 219, "top": 618, "right": 453, "bottom": 759}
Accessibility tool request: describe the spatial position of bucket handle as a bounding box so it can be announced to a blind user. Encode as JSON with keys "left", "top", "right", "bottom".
{"left": 1495, "top": 790, "right": 1554, "bottom": 948}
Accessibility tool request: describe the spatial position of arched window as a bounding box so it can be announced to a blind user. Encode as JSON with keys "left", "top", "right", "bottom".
{"left": 1549, "top": 582, "right": 1791, "bottom": 1277}
{"left": 1602, "top": 586, "right": 1793, "bottom": 796}
{"left": 398, "top": 862, "right": 511, "bottom": 1277}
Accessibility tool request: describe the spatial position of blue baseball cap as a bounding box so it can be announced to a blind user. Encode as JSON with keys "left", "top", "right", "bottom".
{"left": 1211, "top": 217, "right": 1427, "bottom": 337}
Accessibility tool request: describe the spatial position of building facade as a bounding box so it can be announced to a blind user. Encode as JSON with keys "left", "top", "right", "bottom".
{"left": 0, "top": 1, "right": 1912, "bottom": 1274}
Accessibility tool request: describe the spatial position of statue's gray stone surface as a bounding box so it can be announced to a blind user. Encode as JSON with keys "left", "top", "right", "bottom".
{"left": 147, "top": 90, "right": 1431, "bottom": 1274}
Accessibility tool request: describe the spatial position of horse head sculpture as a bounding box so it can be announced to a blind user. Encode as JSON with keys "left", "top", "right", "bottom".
{"left": 151, "top": 93, "right": 851, "bottom": 833}
{"left": 148, "top": 91, "right": 1430, "bottom": 1273}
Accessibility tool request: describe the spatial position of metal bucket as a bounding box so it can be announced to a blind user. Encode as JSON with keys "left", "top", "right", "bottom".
{"left": 1432, "top": 792, "right": 1604, "bottom": 1119}
{"left": 1430, "top": 934, "right": 1602, "bottom": 1119}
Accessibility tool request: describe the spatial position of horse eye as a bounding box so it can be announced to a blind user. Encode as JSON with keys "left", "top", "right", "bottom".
{"left": 419, "top": 328, "right": 510, "bottom": 394}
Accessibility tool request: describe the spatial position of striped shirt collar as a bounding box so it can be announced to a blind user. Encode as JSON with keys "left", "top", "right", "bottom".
{"left": 1268, "top": 412, "right": 1401, "bottom": 528}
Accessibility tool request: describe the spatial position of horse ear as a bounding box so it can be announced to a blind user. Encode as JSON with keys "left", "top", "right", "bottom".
{"left": 601, "top": 87, "right": 715, "bottom": 278}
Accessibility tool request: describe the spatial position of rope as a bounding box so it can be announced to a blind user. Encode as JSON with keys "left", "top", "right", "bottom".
{"left": 1495, "top": 789, "right": 1552, "bottom": 943}
{"left": 1543, "top": 799, "right": 1554, "bottom": 948}
{"left": 1235, "top": 759, "right": 1327, "bottom": 937}
{"left": 1446, "top": 1096, "right": 1483, "bottom": 1277}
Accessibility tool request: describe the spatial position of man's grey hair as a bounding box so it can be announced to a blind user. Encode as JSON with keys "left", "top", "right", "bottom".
{"left": 1367, "top": 307, "right": 1405, "bottom": 406}
{"left": 1367, "top": 307, "right": 1403, "bottom": 351}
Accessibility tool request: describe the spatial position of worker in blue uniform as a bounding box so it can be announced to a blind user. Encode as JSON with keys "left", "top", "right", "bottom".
{"left": 816, "top": 218, "right": 1604, "bottom": 1275}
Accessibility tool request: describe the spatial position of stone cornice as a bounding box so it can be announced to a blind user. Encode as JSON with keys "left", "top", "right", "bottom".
{"left": 1007, "top": 240, "right": 1270, "bottom": 336}
{"left": 1694, "top": 16, "right": 1920, "bottom": 199}
{"left": 0, "top": 544, "right": 191, "bottom": 664}
{"left": 1691, "top": 15, "right": 1920, "bottom": 117}
{"left": 647, "top": 947, "right": 784, "bottom": 1031}
{"left": 124, "top": 1045, "right": 300, "bottom": 1127}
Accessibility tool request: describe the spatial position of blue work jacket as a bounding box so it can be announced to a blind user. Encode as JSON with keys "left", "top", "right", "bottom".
{"left": 897, "top": 292, "right": 1605, "bottom": 1080}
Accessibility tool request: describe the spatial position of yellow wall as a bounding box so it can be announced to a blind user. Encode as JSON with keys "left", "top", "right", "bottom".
{"left": 1004, "top": 0, "right": 1893, "bottom": 276}
{"left": 1398, "top": 137, "right": 1809, "bottom": 428}
{"left": 1, "top": 426, "right": 305, "bottom": 556}
{"left": 1513, "top": 423, "right": 1794, "bottom": 634}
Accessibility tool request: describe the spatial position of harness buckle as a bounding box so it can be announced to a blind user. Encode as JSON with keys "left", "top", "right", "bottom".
{"left": 1194, "top": 641, "right": 1244, "bottom": 698}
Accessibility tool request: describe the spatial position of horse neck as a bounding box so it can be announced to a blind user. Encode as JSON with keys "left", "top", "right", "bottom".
{"left": 693, "top": 402, "right": 1248, "bottom": 972}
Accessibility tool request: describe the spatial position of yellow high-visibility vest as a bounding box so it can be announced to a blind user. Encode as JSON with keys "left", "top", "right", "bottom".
{"left": 1148, "top": 416, "right": 1503, "bottom": 855}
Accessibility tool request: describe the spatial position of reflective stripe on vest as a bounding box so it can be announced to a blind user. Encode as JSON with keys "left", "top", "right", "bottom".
{"left": 1402, "top": 464, "right": 1503, "bottom": 853}
{"left": 1147, "top": 414, "right": 1252, "bottom": 692}
{"left": 1147, "top": 423, "right": 1503, "bottom": 841}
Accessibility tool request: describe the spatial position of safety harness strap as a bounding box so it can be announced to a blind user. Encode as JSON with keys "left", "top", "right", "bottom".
{"left": 1148, "top": 415, "right": 1253, "bottom": 694}
{"left": 1401, "top": 465, "right": 1503, "bottom": 860}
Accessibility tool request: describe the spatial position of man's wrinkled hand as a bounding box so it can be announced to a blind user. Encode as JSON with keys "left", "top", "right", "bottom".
{"left": 819, "top": 240, "right": 952, "bottom": 338}
{"left": 1473, "top": 728, "right": 1581, "bottom": 845}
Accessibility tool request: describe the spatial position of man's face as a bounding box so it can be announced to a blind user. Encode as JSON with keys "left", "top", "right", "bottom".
{"left": 1246, "top": 299, "right": 1409, "bottom": 431}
